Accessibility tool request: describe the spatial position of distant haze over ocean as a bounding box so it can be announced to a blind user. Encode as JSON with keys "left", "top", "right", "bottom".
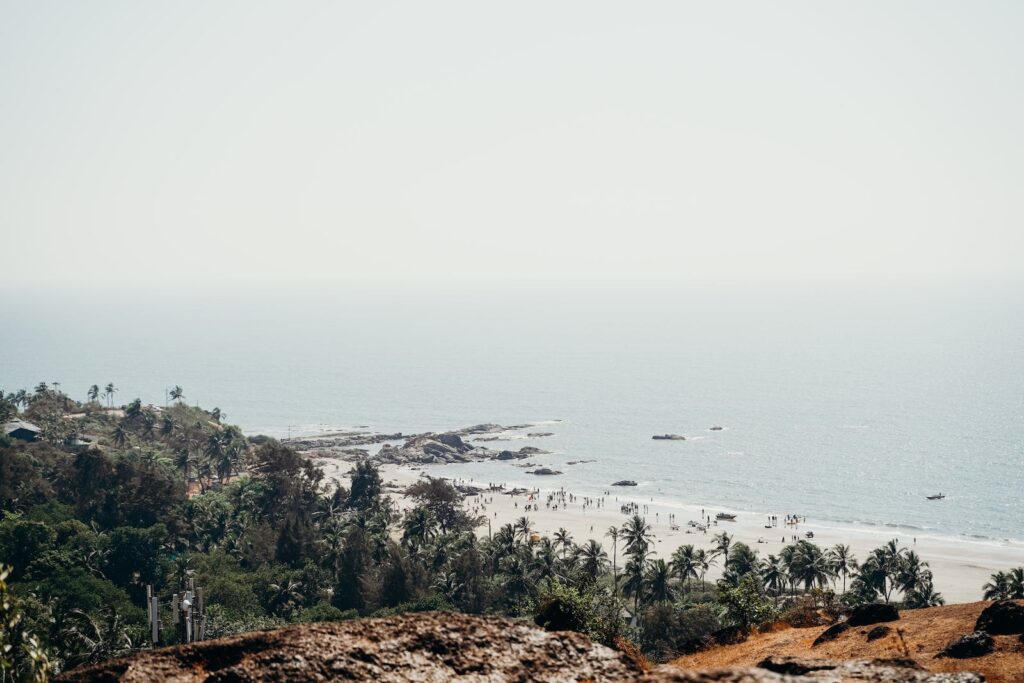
{"left": 3, "top": 280, "right": 1022, "bottom": 543}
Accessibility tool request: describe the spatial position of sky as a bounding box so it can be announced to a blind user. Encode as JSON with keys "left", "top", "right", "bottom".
{"left": 1, "top": 1, "right": 1022, "bottom": 286}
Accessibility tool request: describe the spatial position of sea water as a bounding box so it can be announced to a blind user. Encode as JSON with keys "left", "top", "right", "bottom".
{"left": 2, "top": 280, "right": 1022, "bottom": 543}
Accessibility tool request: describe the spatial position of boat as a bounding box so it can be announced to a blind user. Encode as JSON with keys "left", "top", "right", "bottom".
{"left": 926, "top": 493, "right": 945, "bottom": 500}
{"left": 715, "top": 512, "right": 736, "bottom": 521}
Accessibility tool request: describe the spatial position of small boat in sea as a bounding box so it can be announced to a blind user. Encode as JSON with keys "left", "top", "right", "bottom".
{"left": 926, "top": 493, "right": 945, "bottom": 500}
{"left": 715, "top": 512, "right": 736, "bottom": 521}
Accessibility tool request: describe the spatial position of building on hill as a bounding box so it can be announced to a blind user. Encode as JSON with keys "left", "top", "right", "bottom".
{"left": 4, "top": 419, "right": 41, "bottom": 442}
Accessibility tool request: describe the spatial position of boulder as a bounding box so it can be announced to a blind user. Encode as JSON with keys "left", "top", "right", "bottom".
{"left": 812, "top": 622, "right": 850, "bottom": 647}
{"left": 612, "top": 480, "right": 638, "bottom": 486}
{"left": 938, "top": 631, "right": 994, "bottom": 659}
{"left": 528, "top": 468, "right": 563, "bottom": 475}
{"left": 866, "top": 625, "right": 891, "bottom": 642}
{"left": 435, "top": 433, "right": 470, "bottom": 452}
{"left": 975, "top": 599, "right": 1024, "bottom": 635}
{"left": 846, "top": 603, "right": 900, "bottom": 626}
{"left": 496, "top": 450, "right": 521, "bottom": 460}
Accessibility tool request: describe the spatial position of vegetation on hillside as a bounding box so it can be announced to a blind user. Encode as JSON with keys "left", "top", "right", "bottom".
{"left": 1, "top": 383, "right": 1021, "bottom": 678}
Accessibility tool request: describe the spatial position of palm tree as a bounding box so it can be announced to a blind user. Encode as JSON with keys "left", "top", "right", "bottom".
{"left": 402, "top": 507, "right": 436, "bottom": 548}
{"left": 606, "top": 526, "right": 620, "bottom": 591}
{"left": 983, "top": 571, "right": 1010, "bottom": 600}
{"left": 897, "top": 551, "right": 932, "bottom": 596}
{"left": 621, "top": 515, "right": 653, "bottom": 557}
{"left": 905, "top": 579, "right": 945, "bottom": 608}
{"left": 87, "top": 385, "right": 100, "bottom": 403}
{"left": 553, "top": 527, "right": 573, "bottom": 560}
{"left": 622, "top": 552, "right": 649, "bottom": 616}
{"left": 713, "top": 532, "right": 733, "bottom": 567}
{"left": 670, "top": 544, "right": 698, "bottom": 595}
{"left": 112, "top": 423, "right": 130, "bottom": 448}
{"left": 788, "top": 541, "right": 834, "bottom": 591}
{"left": 694, "top": 548, "right": 714, "bottom": 590}
{"left": 169, "top": 386, "right": 185, "bottom": 404}
{"left": 828, "top": 544, "right": 857, "bottom": 593}
{"left": 104, "top": 383, "right": 117, "bottom": 407}
{"left": 1009, "top": 567, "right": 1024, "bottom": 599}
{"left": 60, "top": 608, "right": 134, "bottom": 667}
{"left": 760, "top": 554, "right": 787, "bottom": 603}
{"left": 578, "top": 539, "right": 609, "bottom": 583}
{"left": 160, "top": 415, "right": 176, "bottom": 438}
{"left": 513, "top": 516, "right": 533, "bottom": 543}
{"left": 645, "top": 559, "right": 674, "bottom": 604}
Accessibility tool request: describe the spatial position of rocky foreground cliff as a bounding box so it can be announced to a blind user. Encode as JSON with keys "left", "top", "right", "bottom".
{"left": 57, "top": 603, "right": 1024, "bottom": 683}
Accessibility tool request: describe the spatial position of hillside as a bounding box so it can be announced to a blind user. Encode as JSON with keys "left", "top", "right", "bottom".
{"left": 55, "top": 611, "right": 997, "bottom": 682}
{"left": 669, "top": 601, "right": 1024, "bottom": 683}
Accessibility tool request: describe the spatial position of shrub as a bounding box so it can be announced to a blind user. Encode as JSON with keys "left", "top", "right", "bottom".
{"left": 639, "top": 603, "right": 724, "bottom": 660}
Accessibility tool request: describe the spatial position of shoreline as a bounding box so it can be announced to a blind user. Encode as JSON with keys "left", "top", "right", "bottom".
{"left": 314, "top": 459, "right": 1024, "bottom": 605}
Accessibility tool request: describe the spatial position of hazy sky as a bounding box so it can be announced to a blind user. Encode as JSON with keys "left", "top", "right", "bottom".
{"left": 2, "top": 2, "right": 1021, "bottom": 285}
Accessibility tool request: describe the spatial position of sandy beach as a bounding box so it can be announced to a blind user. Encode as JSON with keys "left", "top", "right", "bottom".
{"left": 316, "top": 460, "right": 1024, "bottom": 605}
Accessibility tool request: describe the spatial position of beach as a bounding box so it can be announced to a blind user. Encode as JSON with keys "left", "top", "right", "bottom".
{"left": 319, "top": 461, "right": 1024, "bottom": 605}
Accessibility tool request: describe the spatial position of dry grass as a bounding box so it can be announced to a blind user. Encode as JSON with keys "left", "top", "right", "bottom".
{"left": 668, "top": 601, "right": 1024, "bottom": 683}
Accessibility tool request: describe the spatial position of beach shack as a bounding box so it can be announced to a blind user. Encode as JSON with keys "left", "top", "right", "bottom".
{"left": 4, "top": 419, "right": 41, "bottom": 442}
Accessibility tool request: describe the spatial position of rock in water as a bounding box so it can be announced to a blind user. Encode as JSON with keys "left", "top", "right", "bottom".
{"left": 974, "top": 599, "right": 1024, "bottom": 635}
{"left": 938, "top": 631, "right": 995, "bottom": 659}
{"left": 846, "top": 603, "right": 900, "bottom": 626}
{"left": 612, "top": 480, "right": 638, "bottom": 486}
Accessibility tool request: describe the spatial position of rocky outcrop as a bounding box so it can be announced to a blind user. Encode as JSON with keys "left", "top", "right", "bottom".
{"left": 938, "top": 631, "right": 994, "bottom": 659}
{"left": 974, "top": 599, "right": 1024, "bottom": 635}
{"left": 528, "top": 468, "right": 563, "bottom": 475}
{"left": 59, "top": 612, "right": 988, "bottom": 683}
{"left": 811, "top": 623, "right": 849, "bottom": 647}
{"left": 865, "top": 625, "right": 890, "bottom": 642}
{"left": 845, "top": 603, "right": 899, "bottom": 627}
{"left": 59, "top": 612, "right": 642, "bottom": 683}
{"left": 651, "top": 657, "right": 983, "bottom": 681}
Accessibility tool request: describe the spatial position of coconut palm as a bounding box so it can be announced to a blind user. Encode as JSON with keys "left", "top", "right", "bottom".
{"left": 169, "top": 386, "right": 185, "bottom": 404}
{"left": 760, "top": 554, "right": 787, "bottom": 603}
{"left": 87, "top": 385, "right": 100, "bottom": 403}
{"left": 104, "top": 383, "right": 117, "bottom": 407}
{"left": 645, "top": 559, "right": 674, "bottom": 604}
{"left": 621, "top": 515, "right": 653, "bottom": 557}
{"left": 578, "top": 539, "right": 609, "bottom": 583}
{"left": 897, "top": 551, "right": 932, "bottom": 596}
{"left": 606, "top": 526, "right": 620, "bottom": 591}
{"left": 513, "top": 516, "right": 533, "bottom": 543}
{"left": 60, "top": 608, "right": 134, "bottom": 667}
{"left": 694, "top": 548, "right": 714, "bottom": 589}
{"left": 905, "top": 578, "right": 945, "bottom": 608}
{"left": 553, "top": 527, "right": 573, "bottom": 559}
{"left": 111, "top": 423, "right": 130, "bottom": 448}
{"left": 670, "top": 544, "right": 698, "bottom": 595}
{"left": 827, "top": 544, "right": 857, "bottom": 592}
{"left": 983, "top": 571, "right": 1010, "bottom": 600}
{"left": 787, "top": 541, "right": 834, "bottom": 591}
{"left": 1009, "top": 567, "right": 1024, "bottom": 599}
{"left": 712, "top": 531, "right": 733, "bottom": 567}
{"left": 622, "top": 551, "right": 650, "bottom": 615}
{"left": 402, "top": 507, "right": 436, "bottom": 548}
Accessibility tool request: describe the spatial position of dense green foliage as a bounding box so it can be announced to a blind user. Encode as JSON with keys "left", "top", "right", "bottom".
{"left": 2, "top": 382, "right": 1007, "bottom": 676}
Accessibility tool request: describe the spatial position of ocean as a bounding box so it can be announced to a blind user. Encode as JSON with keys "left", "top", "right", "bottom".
{"left": 2, "top": 280, "right": 1022, "bottom": 544}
